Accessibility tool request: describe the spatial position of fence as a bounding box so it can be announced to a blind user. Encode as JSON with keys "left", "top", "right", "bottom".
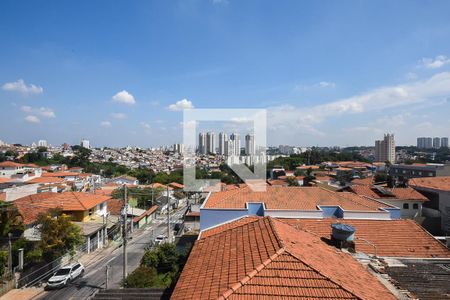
{"left": 15, "top": 241, "right": 90, "bottom": 289}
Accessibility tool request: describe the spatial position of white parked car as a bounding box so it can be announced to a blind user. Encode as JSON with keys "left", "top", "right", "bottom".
{"left": 154, "top": 234, "right": 167, "bottom": 245}
{"left": 47, "top": 262, "right": 85, "bottom": 289}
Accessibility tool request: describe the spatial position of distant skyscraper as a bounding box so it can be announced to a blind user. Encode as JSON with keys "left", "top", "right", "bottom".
{"left": 441, "top": 137, "right": 449, "bottom": 148}
{"left": 206, "top": 132, "right": 216, "bottom": 154}
{"left": 80, "top": 139, "right": 90, "bottom": 149}
{"left": 38, "top": 140, "right": 48, "bottom": 147}
{"left": 218, "top": 132, "right": 227, "bottom": 155}
{"left": 173, "top": 143, "right": 184, "bottom": 154}
{"left": 245, "top": 134, "right": 255, "bottom": 156}
{"left": 417, "top": 137, "right": 433, "bottom": 149}
{"left": 375, "top": 133, "right": 395, "bottom": 163}
{"left": 198, "top": 132, "right": 207, "bottom": 154}
{"left": 433, "top": 137, "right": 441, "bottom": 149}
{"left": 229, "top": 133, "right": 241, "bottom": 156}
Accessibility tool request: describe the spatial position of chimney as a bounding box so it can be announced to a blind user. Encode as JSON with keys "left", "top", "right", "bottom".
{"left": 331, "top": 223, "right": 356, "bottom": 253}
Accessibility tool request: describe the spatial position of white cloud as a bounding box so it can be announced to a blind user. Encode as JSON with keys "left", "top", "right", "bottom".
{"left": 294, "top": 81, "right": 336, "bottom": 91}
{"left": 111, "top": 112, "right": 127, "bottom": 119}
{"left": 24, "top": 115, "right": 40, "bottom": 123}
{"left": 2, "top": 79, "right": 43, "bottom": 95}
{"left": 140, "top": 122, "right": 151, "bottom": 129}
{"left": 167, "top": 98, "right": 194, "bottom": 111}
{"left": 317, "top": 81, "right": 336, "bottom": 88}
{"left": 405, "top": 72, "right": 418, "bottom": 80}
{"left": 420, "top": 55, "right": 450, "bottom": 69}
{"left": 21, "top": 106, "right": 56, "bottom": 118}
{"left": 100, "top": 121, "right": 112, "bottom": 128}
{"left": 112, "top": 90, "right": 135, "bottom": 105}
{"left": 269, "top": 72, "right": 450, "bottom": 139}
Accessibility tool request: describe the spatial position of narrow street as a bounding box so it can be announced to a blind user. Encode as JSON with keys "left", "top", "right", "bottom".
{"left": 36, "top": 206, "right": 187, "bottom": 300}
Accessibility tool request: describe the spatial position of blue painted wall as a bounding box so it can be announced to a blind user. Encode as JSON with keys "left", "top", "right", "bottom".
{"left": 200, "top": 209, "right": 248, "bottom": 230}
{"left": 384, "top": 207, "right": 401, "bottom": 219}
{"left": 247, "top": 203, "right": 265, "bottom": 216}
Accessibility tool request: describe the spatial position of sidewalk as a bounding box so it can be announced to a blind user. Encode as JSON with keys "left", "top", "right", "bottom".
{"left": 0, "top": 287, "right": 43, "bottom": 300}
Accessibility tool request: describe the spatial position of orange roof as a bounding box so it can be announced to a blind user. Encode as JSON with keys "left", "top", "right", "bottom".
{"left": 42, "top": 172, "right": 79, "bottom": 177}
{"left": 149, "top": 183, "right": 172, "bottom": 190}
{"left": 27, "top": 177, "right": 65, "bottom": 184}
{"left": 0, "top": 161, "right": 24, "bottom": 168}
{"left": 0, "top": 192, "right": 5, "bottom": 201}
{"left": 205, "top": 186, "right": 387, "bottom": 211}
{"left": 350, "top": 185, "right": 428, "bottom": 201}
{"left": 266, "top": 179, "right": 288, "bottom": 186}
{"left": 352, "top": 177, "right": 374, "bottom": 186}
{"left": 296, "top": 165, "right": 320, "bottom": 170}
{"left": 172, "top": 217, "right": 396, "bottom": 300}
{"left": 133, "top": 205, "right": 158, "bottom": 222}
{"left": 14, "top": 192, "right": 111, "bottom": 224}
{"left": 168, "top": 182, "right": 184, "bottom": 189}
{"left": 410, "top": 176, "right": 450, "bottom": 192}
{"left": 280, "top": 218, "right": 450, "bottom": 258}
{"left": 107, "top": 198, "right": 123, "bottom": 215}
{"left": 0, "top": 178, "right": 14, "bottom": 184}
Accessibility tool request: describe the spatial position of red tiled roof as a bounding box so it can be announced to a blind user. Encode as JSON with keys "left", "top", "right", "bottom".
{"left": 14, "top": 192, "right": 111, "bottom": 224}
{"left": 42, "top": 172, "right": 79, "bottom": 177}
{"left": 168, "top": 182, "right": 184, "bottom": 189}
{"left": 107, "top": 198, "right": 123, "bottom": 215}
{"left": 27, "top": 177, "right": 65, "bottom": 184}
{"left": 132, "top": 205, "right": 158, "bottom": 222}
{"left": 205, "top": 186, "right": 389, "bottom": 211}
{"left": 410, "top": 176, "right": 450, "bottom": 192}
{"left": 350, "top": 185, "right": 428, "bottom": 201}
{"left": 280, "top": 218, "right": 450, "bottom": 258}
{"left": 351, "top": 177, "right": 374, "bottom": 186}
{"left": 0, "top": 161, "right": 24, "bottom": 167}
{"left": 0, "top": 178, "right": 14, "bottom": 184}
{"left": 149, "top": 183, "right": 172, "bottom": 190}
{"left": 266, "top": 179, "right": 288, "bottom": 186}
{"left": 172, "top": 217, "right": 396, "bottom": 300}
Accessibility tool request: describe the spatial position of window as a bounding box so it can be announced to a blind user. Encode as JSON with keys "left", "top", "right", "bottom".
{"left": 88, "top": 209, "right": 93, "bottom": 216}
{"left": 403, "top": 203, "right": 409, "bottom": 209}
{"left": 413, "top": 203, "right": 419, "bottom": 209}
{"left": 72, "top": 264, "right": 80, "bottom": 271}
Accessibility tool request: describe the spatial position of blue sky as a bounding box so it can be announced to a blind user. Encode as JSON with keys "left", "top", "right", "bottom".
{"left": 1, "top": 0, "right": 450, "bottom": 147}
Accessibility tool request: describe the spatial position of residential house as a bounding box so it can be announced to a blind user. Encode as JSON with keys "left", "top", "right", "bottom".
{"left": 200, "top": 186, "right": 400, "bottom": 230}
{"left": 348, "top": 185, "right": 428, "bottom": 218}
{"left": 172, "top": 216, "right": 450, "bottom": 300}
{"left": 110, "top": 175, "right": 139, "bottom": 186}
{"left": 410, "top": 176, "right": 450, "bottom": 235}
{"left": 13, "top": 192, "right": 111, "bottom": 252}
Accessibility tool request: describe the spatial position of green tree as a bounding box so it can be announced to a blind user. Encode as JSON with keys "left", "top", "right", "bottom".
{"left": 37, "top": 210, "right": 84, "bottom": 261}
{"left": 303, "top": 168, "right": 316, "bottom": 186}
{"left": 286, "top": 176, "right": 299, "bottom": 186}
{"left": 0, "top": 202, "right": 24, "bottom": 238}
{"left": 122, "top": 266, "right": 158, "bottom": 288}
{"left": 141, "top": 243, "right": 180, "bottom": 274}
{"left": 0, "top": 250, "right": 7, "bottom": 277}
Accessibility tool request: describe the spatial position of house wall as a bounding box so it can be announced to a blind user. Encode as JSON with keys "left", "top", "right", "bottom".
{"left": 380, "top": 199, "right": 423, "bottom": 218}
{"left": 413, "top": 187, "right": 450, "bottom": 234}
{"left": 4, "top": 184, "right": 39, "bottom": 201}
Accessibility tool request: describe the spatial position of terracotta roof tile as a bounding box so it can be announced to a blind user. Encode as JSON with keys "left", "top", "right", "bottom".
{"left": 350, "top": 185, "right": 428, "bottom": 201}
{"left": 27, "top": 177, "right": 65, "bottom": 184}
{"left": 172, "top": 217, "right": 396, "bottom": 300}
{"left": 280, "top": 218, "right": 450, "bottom": 258}
{"left": 205, "top": 186, "right": 389, "bottom": 211}
{"left": 42, "top": 172, "right": 79, "bottom": 177}
{"left": 0, "top": 161, "right": 24, "bottom": 167}
{"left": 14, "top": 192, "right": 110, "bottom": 224}
{"left": 410, "top": 176, "right": 450, "bottom": 191}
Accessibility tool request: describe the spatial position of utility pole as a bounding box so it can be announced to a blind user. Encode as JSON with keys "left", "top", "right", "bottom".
{"left": 167, "top": 185, "right": 170, "bottom": 243}
{"left": 8, "top": 233, "right": 12, "bottom": 277}
{"left": 105, "top": 265, "right": 110, "bottom": 289}
{"left": 122, "top": 184, "right": 128, "bottom": 280}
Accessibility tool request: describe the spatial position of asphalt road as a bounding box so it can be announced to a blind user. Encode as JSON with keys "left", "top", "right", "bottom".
{"left": 37, "top": 206, "right": 187, "bottom": 300}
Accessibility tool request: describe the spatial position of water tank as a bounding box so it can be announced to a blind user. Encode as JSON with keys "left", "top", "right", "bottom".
{"left": 331, "top": 223, "right": 355, "bottom": 242}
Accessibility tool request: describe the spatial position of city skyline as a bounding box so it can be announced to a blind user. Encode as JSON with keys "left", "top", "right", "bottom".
{"left": 2, "top": 1, "right": 450, "bottom": 147}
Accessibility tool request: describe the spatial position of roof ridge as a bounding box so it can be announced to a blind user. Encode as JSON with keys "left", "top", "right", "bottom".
{"left": 217, "top": 247, "right": 286, "bottom": 300}
{"left": 275, "top": 220, "right": 363, "bottom": 300}
{"left": 199, "top": 216, "right": 261, "bottom": 239}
